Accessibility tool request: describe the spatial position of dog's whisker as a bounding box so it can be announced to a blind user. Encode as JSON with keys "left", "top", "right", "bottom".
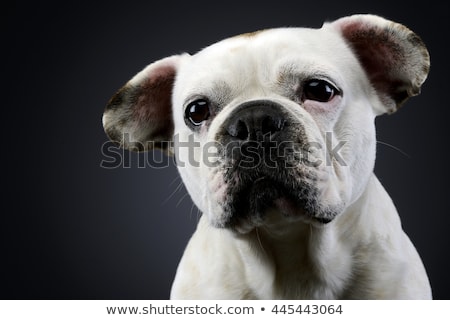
{"left": 189, "top": 203, "right": 195, "bottom": 220}
{"left": 309, "top": 223, "right": 313, "bottom": 240}
{"left": 162, "top": 181, "right": 184, "bottom": 205}
{"left": 189, "top": 202, "right": 201, "bottom": 222}
{"left": 255, "top": 228, "right": 267, "bottom": 256}
{"left": 376, "top": 140, "right": 411, "bottom": 158}
{"left": 176, "top": 192, "right": 190, "bottom": 208}
{"left": 196, "top": 207, "right": 202, "bottom": 222}
{"left": 168, "top": 175, "right": 182, "bottom": 188}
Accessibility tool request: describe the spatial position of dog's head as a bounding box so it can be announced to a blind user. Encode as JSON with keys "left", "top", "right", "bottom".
{"left": 103, "top": 15, "right": 429, "bottom": 233}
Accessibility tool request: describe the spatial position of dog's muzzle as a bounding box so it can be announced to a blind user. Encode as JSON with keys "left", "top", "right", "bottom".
{"left": 212, "top": 100, "right": 333, "bottom": 232}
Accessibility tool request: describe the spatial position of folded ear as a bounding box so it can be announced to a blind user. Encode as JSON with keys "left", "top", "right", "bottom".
{"left": 102, "top": 54, "right": 186, "bottom": 152}
{"left": 330, "top": 14, "right": 430, "bottom": 114}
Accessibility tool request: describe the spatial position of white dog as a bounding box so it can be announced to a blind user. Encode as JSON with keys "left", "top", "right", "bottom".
{"left": 103, "top": 14, "right": 432, "bottom": 299}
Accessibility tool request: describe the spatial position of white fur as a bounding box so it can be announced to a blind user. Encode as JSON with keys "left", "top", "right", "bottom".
{"left": 171, "top": 176, "right": 431, "bottom": 299}
{"left": 169, "top": 17, "right": 431, "bottom": 299}
{"left": 103, "top": 15, "right": 431, "bottom": 299}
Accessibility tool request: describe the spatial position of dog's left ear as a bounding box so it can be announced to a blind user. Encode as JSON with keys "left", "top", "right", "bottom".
{"left": 330, "top": 14, "right": 430, "bottom": 114}
{"left": 102, "top": 54, "right": 187, "bottom": 152}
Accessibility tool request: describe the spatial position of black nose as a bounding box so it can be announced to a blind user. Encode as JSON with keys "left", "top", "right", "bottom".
{"left": 225, "top": 101, "right": 287, "bottom": 142}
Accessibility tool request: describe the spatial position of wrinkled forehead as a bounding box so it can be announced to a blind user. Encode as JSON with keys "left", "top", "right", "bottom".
{"left": 175, "top": 27, "right": 356, "bottom": 96}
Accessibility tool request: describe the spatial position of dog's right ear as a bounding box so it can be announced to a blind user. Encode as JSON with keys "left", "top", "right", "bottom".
{"left": 329, "top": 15, "right": 430, "bottom": 114}
{"left": 102, "top": 54, "right": 187, "bottom": 152}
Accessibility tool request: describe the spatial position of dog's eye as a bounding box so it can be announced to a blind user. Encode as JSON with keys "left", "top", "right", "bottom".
{"left": 185, "top": 99, "right": 211, "bottom": 126}
{"left": 303, "top": 79, "right": 340, "bottom": 102}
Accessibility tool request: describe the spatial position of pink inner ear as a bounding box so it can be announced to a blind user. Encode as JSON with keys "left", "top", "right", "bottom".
{"left": 134, "top": 64, "right": 176, "bottom": 140}
{"left": 340, "top": 21, "right": 402, "bottom": 77}
{"left": 337, "top": 19, "right": 413, "bottom": 108}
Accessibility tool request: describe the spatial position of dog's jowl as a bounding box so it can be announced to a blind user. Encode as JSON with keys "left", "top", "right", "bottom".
{"left": 103, "top": 15, "right": 432, "bottom": 299}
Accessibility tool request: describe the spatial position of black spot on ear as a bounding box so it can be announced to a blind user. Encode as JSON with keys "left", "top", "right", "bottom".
{"left": 153, "top": 141, "right": 172, "bottom": 150}
{"left": 391, "top": 89, "right": 410, "bottom": 108}
{"left": 106, "top": 85, "right": 139, "bottom": 111}
{"left": 102, "top": 55, "right": 183, "bottom": 152}
{"left": 105, "top": 127, "right": 122, "bottom": 145}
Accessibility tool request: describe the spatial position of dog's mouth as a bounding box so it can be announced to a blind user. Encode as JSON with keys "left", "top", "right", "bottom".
{"left": 237, "top": 176, "right": 304, "bottom": 217}
{"left": 208, "top": 100, "right": 341, "bottom": 233}
{"left": 221, "top": 174, "right": 332, "bottom": 233}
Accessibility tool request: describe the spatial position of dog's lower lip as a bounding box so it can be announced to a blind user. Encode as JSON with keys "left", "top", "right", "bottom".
{"left": 273, "top": 197, "right": 303, "bottom": 217}
{"left": 239, "top": 177, "right": 305, "bottom": 218}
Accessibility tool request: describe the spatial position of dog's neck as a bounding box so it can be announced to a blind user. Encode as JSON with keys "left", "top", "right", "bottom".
{"left": 231, "top": 177, "right": 382, "bottom": 299}
{"left": 237, "top": 220, "right": 353, "bottom": 298}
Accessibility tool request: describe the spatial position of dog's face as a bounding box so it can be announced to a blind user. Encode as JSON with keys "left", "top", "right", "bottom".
{"left": 173, "top": 27, "right": 374, "bottom": 232}
{"left": 103, "top": 15, "right": 429, "bottom": 234}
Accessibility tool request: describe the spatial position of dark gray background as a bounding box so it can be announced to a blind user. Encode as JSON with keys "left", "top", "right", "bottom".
{"left": 3, "top": 1, "right": 449, "bottom": 299}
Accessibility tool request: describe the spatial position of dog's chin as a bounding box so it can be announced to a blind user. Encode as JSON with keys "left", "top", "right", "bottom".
{"left": 230, "top": 197, "right": 306, "bottom": 235}
{"left": 220, "top": 177, "right": 334, "bottom": 234}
